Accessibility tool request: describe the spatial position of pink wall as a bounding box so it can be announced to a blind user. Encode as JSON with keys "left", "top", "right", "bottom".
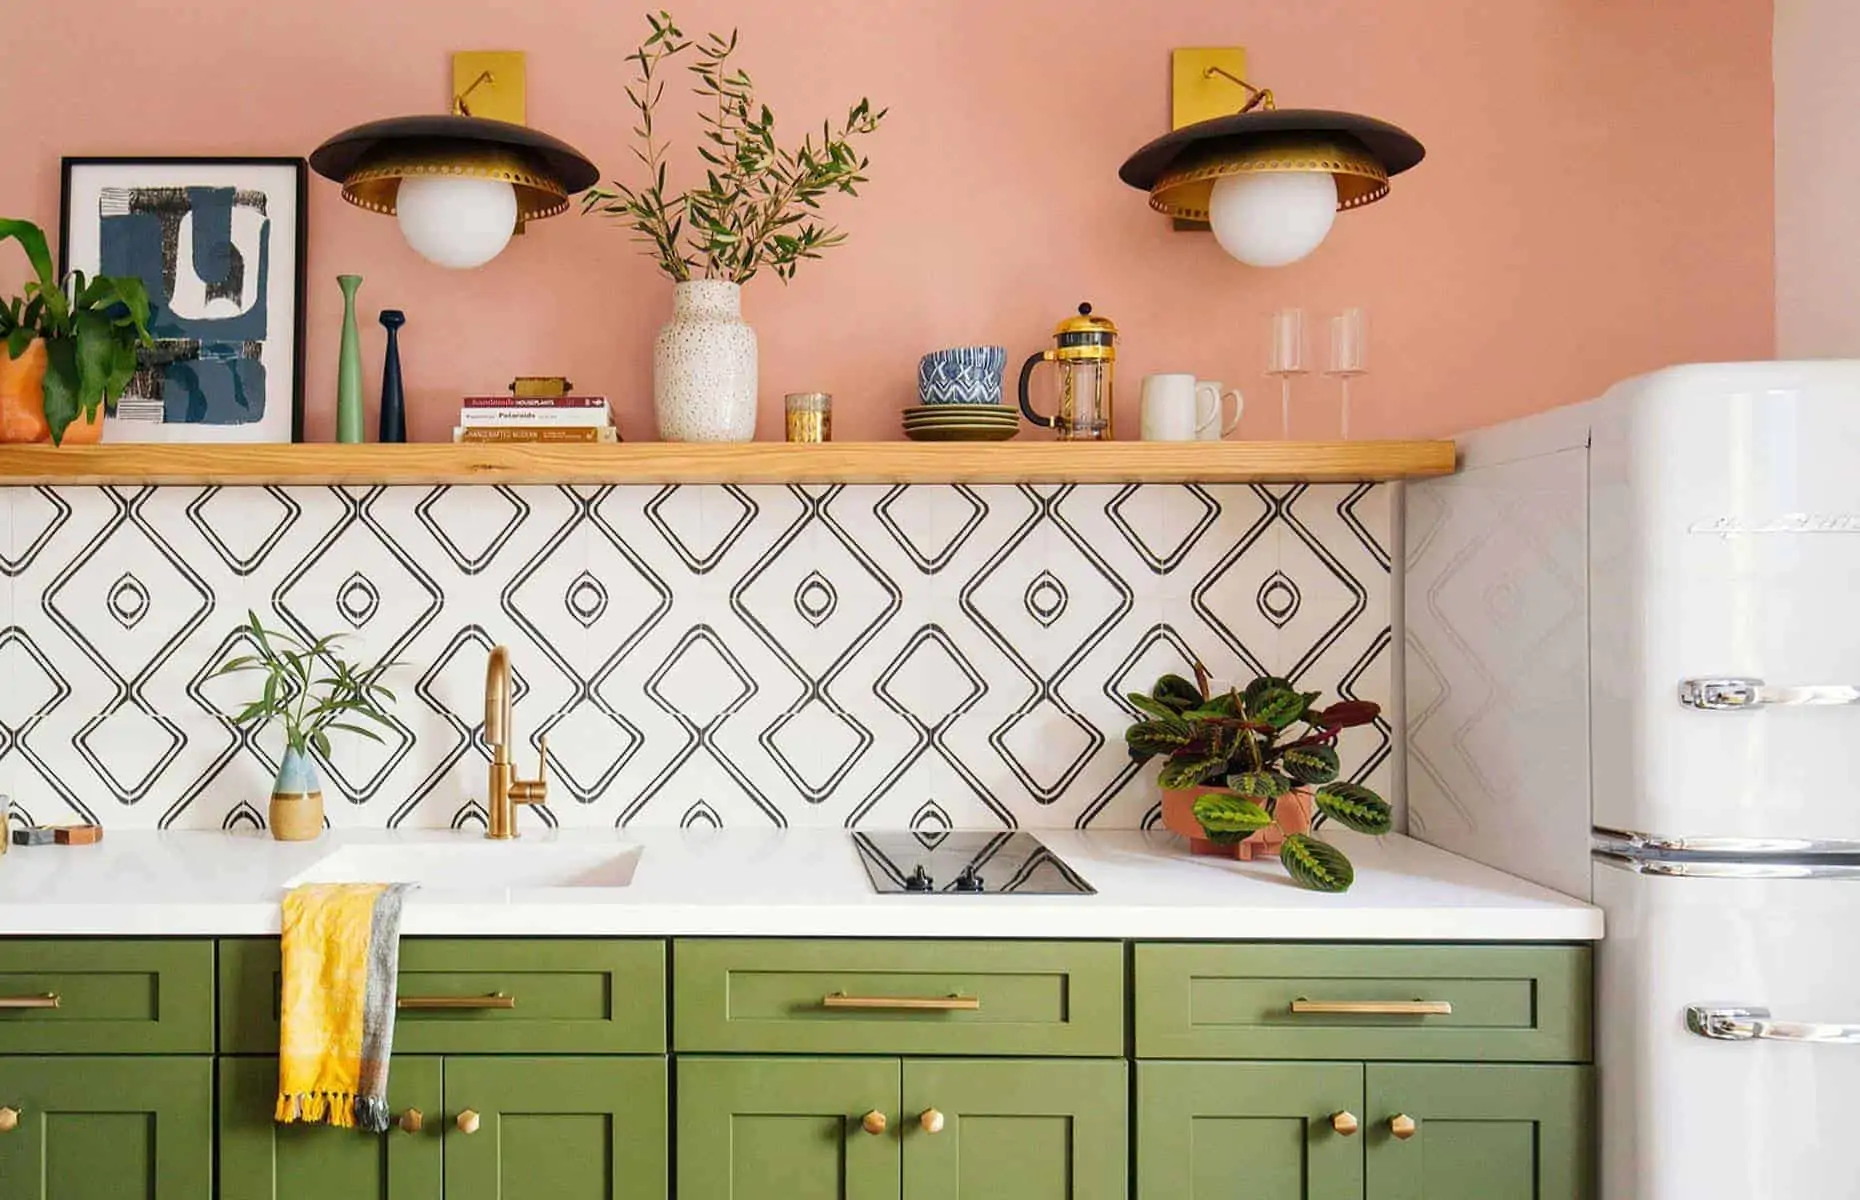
{"left": 1776, "top": 0, "right": 1860, "bottom": 358}
{"left": 0, "top": 0, "right": 1773, "bottom": 443}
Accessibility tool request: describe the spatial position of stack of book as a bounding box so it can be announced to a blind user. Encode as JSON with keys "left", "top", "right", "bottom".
{"left": 453, "top": 395, "right": 618, "bottom": 443}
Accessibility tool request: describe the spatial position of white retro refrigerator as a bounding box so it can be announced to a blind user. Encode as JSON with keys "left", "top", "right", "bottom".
{"left": 1404, "top": 360, "right": 1860, "bottom": 1200}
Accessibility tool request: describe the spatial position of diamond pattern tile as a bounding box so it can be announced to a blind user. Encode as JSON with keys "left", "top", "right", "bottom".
{"left": 0, "top": 481, "right": 1390, "bottom": 829}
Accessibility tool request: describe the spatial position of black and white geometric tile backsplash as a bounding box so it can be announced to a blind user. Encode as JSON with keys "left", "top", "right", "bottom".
{"left": 0, "top": 482, "right": 1390, "bottom": 833}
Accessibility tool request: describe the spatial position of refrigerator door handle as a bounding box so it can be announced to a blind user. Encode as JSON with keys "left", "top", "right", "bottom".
{"left": 1686, "top": 1005, "right": 1860, "bottom": 1045}
{"left": 1679, "top": 678, "right": 1860, "bottom": 710}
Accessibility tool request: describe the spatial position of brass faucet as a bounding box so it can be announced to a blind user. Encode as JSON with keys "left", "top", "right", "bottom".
{"left": 483, "top": 646, "right": 549, "bottom": 839}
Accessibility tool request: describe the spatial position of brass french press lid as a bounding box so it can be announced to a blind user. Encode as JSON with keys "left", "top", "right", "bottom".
{"left": 1049, "top": 302, "right": 1117, "bottom": 361}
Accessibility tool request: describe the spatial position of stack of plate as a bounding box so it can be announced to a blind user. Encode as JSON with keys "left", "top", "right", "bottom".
{"left": 902, "top": 404, "right": 1020, "bottom": 442}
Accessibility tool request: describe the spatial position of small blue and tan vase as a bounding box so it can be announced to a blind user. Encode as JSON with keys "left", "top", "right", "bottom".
{"left": 269, "top": 746, "right": 325, "bottom": 842}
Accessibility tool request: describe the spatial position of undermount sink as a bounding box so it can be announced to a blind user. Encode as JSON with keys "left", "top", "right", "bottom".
{"left": 287, "top": 841, "right": 643, "bottom": 895}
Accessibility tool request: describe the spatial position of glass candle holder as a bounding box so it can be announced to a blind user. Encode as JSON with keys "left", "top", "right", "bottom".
{"left": 785, "top": 392, "right": 832, "bottom": 443}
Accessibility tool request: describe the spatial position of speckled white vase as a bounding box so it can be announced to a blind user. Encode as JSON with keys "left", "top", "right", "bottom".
{"left": 654, "top": 280, "right": 757, "bottom": 442}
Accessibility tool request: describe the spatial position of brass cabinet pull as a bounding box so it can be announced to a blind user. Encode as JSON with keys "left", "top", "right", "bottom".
{"left": 919, "top": 1108, "right": 945, "bottom": 1135}
{"left": 1389, "top": 1114, "right": 1418, "bottom": 1140}
{"left": 1289, "top": 999, "right": 1453, "bottom": 1016}
{"left": 822, "top": 992, "right": 980, "bottom": 1012}
{"left": 456, "top": 1109, "right": 481, "bottom": 1135}
{"left": 0, "top": 993, "right": 59, "bottom": 1010}
{"left": 1330, "top": 1111, "right": 1359, "bottom": 1136}
{"left": 0, "top": 1107, "right": 18, "bottom": 1133}
{"left": 860, "top": 1110, "right": 888, "bottom": 1135}
{"left": 398, "top": 993, "right": 516, "bottom": 1011}
{"left": 397, "top": 1108, "right": 423, "bottom": 1134}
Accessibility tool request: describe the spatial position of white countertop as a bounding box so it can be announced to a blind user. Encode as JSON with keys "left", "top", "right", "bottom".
{"left": 0, "top": 827, "right": 1601, "bottom": 941}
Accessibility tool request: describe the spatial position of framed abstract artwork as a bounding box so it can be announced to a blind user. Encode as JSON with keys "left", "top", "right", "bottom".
{"left": 60, "top": 157, "right": 307, "bottom": 443}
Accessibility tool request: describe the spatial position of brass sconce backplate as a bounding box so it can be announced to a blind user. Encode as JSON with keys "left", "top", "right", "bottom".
{"left": 1171, "top": 48, "right": 1248, "bottom": 131}
{"left": 452, "top": 51, "right": 527, "bottom": 124}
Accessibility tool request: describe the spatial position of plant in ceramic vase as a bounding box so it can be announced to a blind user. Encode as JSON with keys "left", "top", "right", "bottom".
{"left": 0, "top": 218, "right": 154, "bottom": 445}
{"left": 210, "top": 612, "right": 401, "bottom": 842}
{"left": 584, "top": 11, "right": 885, "bottom": 442}
{"left": 1125, "top": 663, "right": 1392, "bottom": 892}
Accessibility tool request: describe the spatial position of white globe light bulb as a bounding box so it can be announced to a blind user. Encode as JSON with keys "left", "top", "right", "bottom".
{"left": 394, "top": 176, "right": 518, "bottom": 269}
{"left": 1206, "top": 171, "right": 1339, "bottom": 268}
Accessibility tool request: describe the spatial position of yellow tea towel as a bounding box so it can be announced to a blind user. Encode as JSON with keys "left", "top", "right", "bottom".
{"left": 276, "top": 881, "right": 412, "bottom": 1132}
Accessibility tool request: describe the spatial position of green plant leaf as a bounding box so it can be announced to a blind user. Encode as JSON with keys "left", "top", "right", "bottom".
{"left": 1282, "top": 743, "right": 1341, "bottom": 785}
{"left": 38, "top": 336, "right": 81, "bottom": 445}
{"left": 1181, "top": 690, "right": 1242, "bottom": 720}
{"left": 0, "top": 219, "right": 56, "bottom": 292}
{"left": 1126, "top": 692, "right": 1181, "bottom": 722}
{"left": 5, "top": 327, "right": 31, "bottom": 360}
{"left": 1313, "top": 781, "right": 1393, "bottom": 834}
{"left": 1158, "top": 753, "right": 1228, "bottom": 791}
{"left": 1226, "top": 770, "right": 1293, "bottom": 799}
{"left": 1247, "top": 684, "right": 1307, "bottom": 730}
{"left": 1280, "top": 835, "right": 1355, "bottom": 893}
{"left": 1125, "top": 719, "right": 1193, "bottom": 760}
{"left": 1152, "top": 674, "right": 1203, "bottom": 711}
{"left": 73, "top": 310, "right": 114, "bottom": 418}
{"left": 1191, "top": 791, "right": 1274, "bottom": 837}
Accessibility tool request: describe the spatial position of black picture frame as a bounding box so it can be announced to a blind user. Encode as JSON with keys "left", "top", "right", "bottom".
{"left": 58, "top": 156, "right": 309, "bottom": 444}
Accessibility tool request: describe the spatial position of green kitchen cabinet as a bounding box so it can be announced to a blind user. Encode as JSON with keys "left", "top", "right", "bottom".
{"left": 444, "top": 1056, "right": 667, "bottom": 1200}
{"left": 679, "top": 1057, "right": 902, "bottom": 1200}
{"left": 678, "top": 1057, "right": 1127, "bottom": 1200}
{"left": 218, "top": 1055, "right": 443, "bottom": 1200}
{"left": 903, "top": 1058, "right": 1127, "bottom": 1200}
{"left": 1365, "top": 1064, "right": 1592, "bottom": 1200}
{"left": 0, "top": 1056, "right": 212, "bottom": 1199}
{"left": 1137, "top": 1061, "right": 1366, "bottom": 1200}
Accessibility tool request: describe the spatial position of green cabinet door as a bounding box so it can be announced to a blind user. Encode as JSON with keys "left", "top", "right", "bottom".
{"left": 677, "top": 1056, "right": 901, "bottom": 1200}
{"left": 903, "top": 1058, "right": 1126, "bottom": 1200}
{"left": 218, "top": 1056, "right": 443, "bottom": 1200}
{"left": 444, "top": 1056, "right": 667, "bottom": 1200}
{"left": 1366, "top": 1064, "right": 1592, "bottom": 1200}
{"left": 1137, "top": 1061, "right": 1365, "bottom": 1200}
{"left": 0, "top": 1056, "right": 211, "bottom": 1199}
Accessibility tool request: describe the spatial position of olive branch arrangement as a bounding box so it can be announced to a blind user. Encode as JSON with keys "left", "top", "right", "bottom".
{"left": 583, "top": 10, "right": 887, "bottom": 284}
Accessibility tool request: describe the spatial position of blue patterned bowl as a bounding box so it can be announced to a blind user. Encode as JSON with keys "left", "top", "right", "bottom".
{"left": 918, "top": 346, "right": 1007, "bottom": 407}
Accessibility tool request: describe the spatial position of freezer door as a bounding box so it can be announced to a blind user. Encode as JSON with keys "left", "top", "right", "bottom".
{"left": 1596, "top": 859, "right": 1860, "bottom": 1200}
{"left": 1590, "top": 360, "right": 1860, "bottom": 845}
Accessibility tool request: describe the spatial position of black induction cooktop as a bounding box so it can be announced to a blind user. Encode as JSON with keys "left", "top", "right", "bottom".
{"left": 852, "top": 830, "right": 1096, "bottom": 895}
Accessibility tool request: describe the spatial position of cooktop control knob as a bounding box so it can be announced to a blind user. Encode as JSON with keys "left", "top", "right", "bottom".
{"left": 954, "top": 865, "right": 985, "bottom": 893}
{"left": 905, "top": 865, "right": 935, "bottom": 892}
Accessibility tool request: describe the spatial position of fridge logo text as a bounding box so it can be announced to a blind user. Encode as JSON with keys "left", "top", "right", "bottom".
{"left": 1689, "top": 514, "right": 1860, "bottom": 538}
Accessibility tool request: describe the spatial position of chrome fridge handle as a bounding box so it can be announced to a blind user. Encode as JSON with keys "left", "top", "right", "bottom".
{"left": 1687, "top": 1005, "right": 1860, "bottom": 1045}
{"left": 1679, "top": 678, "right": 1860, "bottom": 710}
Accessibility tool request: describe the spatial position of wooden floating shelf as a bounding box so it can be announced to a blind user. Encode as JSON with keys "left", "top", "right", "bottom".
{"left": 0, "top": 441, "right": 1456, "bottom": 487}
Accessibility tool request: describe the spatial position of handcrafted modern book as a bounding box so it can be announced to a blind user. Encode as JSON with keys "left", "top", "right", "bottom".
{"left": 59, "top": 156, "right": 307, "bottom": 444}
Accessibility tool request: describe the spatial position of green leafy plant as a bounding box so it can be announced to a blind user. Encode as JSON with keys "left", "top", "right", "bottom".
{"left": 583, "top": 10, "right": 887, "bottom": 284}
{"left": 1126, "top": 662, "right": 1391, "bottom": 893}
{"left": 0, "top": 218, "right": 154, "bottom": 444}
{"left": 210, "top": 612, "right": 401, "bottom": 761}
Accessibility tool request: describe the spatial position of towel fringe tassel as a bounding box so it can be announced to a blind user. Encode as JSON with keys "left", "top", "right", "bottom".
{"left": 276, "top": 1090, "right": 374, "bottom": 1130}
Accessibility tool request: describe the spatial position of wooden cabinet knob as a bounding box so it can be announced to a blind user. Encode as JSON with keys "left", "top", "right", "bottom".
{"left": 398, "top": 1108, "right": 423, "bottom": 1134}
{"left": 919, "top": 1108, "right": 945, "bottom": 1135}
{"left": 456, "top": 1109, "right": 481, "bottom": 1135}
{"left": 0, "top": 1107, "right": 17, "bottom": 1133}
{"left": 1330, "top": 1110, "right": 1359, "bottom": 1136}
{"left": 860, "top": 1110, "right": 887, "bottom": 1136}
{"left": 1389, "top": 1113, "right": 1417, "bottom": 1140}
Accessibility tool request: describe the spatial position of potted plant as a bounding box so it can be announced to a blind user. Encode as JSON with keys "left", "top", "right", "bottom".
{"left": 584, "top": 11, "right": 885, "bottom": 442}
{"left": 1125, "top": 663, "right": 1392, "bottom": 892}
{"left": 0, "top": 218, "right": 154, "bottom": 445}
{"left": 210, "top": 613, "right": 401, "bottom": 841}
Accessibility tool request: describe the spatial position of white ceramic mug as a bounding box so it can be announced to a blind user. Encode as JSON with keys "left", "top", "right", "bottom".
{"left": 1195, "top": 381, "right": 1246, "bottom": 440}
{"left": 1141, "top": 374, "right": 1221, "bottom": 442}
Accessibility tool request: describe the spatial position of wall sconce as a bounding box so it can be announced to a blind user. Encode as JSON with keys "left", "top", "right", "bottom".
{"left": 1119, "top": 49, "right": 1424, "bottom": 268}
{"left": 308, "top": 52, "right": 599, "bottom": 269}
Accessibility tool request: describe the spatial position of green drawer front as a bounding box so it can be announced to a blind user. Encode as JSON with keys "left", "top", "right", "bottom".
{"left": 673, "top": 939, "right": 1124, "bottom": 1056}
{"left": 1135, "top": 943, "right": 1591, "bottom": 1063}
{"left": 0, "top": 940, "right": 213, "bottom": 1054}
{"left": 220, "top": 938, "right": 666, "bottom": 1055}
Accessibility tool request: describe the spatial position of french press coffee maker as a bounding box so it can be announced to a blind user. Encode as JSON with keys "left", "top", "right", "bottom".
{"left": 1018, "top": 302, "right": 1118, "bottom": 440}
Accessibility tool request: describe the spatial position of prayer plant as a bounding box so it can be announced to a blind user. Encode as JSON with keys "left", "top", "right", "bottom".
{"left": 1126, "top": 663, "right": 1392, "bottom": 893}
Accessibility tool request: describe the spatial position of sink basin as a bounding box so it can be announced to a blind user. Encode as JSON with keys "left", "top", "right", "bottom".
{"left": 288, "top": 842, "right": 642, "bottom": 895}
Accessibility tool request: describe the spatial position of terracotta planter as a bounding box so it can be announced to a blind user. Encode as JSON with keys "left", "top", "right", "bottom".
{"left": 0, "top": 338, "right": 104, "bottom": 445}
{"left": 1161, "top": 785, "right": 1314, "bottom": 862}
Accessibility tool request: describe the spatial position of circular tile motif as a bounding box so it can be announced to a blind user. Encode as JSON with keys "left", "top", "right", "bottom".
{"left": 565, "top": 571, "right": 610, "bottom": 628}
{"left": 794, "top": 571, "right": 838, "bottom": 628}
{"left": 337, "top": 572, "right": 380, "bottom": 627}
{"left": 1257, "top": 571, "right": 1302, "bottom": 629}
{"left": 107, "top": 573, "right": 150, "bottom": 630}
{"left": 1024, "top": 571, "right": 1069, "bottom": 628}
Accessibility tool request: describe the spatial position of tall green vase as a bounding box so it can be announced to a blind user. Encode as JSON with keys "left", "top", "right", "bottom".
{"left": 336, "top": 274, "right": 365, "bottom": 444}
